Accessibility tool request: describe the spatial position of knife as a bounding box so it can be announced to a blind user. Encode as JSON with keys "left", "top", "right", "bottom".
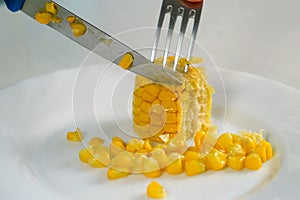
{"left": 4, "top": 0, "right": 182, "bottom": 85}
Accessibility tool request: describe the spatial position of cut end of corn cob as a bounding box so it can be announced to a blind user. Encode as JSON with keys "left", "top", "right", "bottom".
{"left": 132, "top": 57, "right": 213, "bottom": 149}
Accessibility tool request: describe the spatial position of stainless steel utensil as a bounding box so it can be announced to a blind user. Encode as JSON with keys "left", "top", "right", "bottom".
{"left": 151, "top": 0, "right": 204, "bottom": 72}
{"left": 4, "top": 0, "right": 183, "bottom": 85}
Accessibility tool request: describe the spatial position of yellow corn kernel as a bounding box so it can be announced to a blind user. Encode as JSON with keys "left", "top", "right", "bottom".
{"left": 66, "top": 16, "right": 76, "bottom": 23}
{"left": 133, "top": 62, "right": 213, "bottom": 143}
{"left": 110, "top": 137, "right": 126, "bottom": 156}
{"left": 70, "top": 22, "right": 87, "bottom": 37}
{"left": 88, "top": 137, "right": 104, "bottom": 147}
{"left": 45, "top": 2, "right": 58, "bottom": 15}
{"left": 88, "top": 157, "right": 106, "bottom": 168}
{"left": 141, "top": 102, "right": 152, "bottom": 113}
{"left": 160, "top": 100, "right": 177, "bottom": 112}
{"left": 186, "top": 146, "right": 198, "bottom": 152}
{"left": 110, "top": 152, "right": 133, "bottom": 172}
{"left": 151, "top": 149, "right": 168, "bottom": 168}
{"left": 245, "top": 152, "right": 262, "bottom": 170}
{"left": 259, "top": 140, "right": 273, "bottom": 160}
{"left": 215, "top": 133, "right": 233, "bottom": 151}
{"left": 131, "top": 154, "right": 147, "bottom": 173}
{"left": 203, "top": 156, "right": 212, "bottom": 170}
{"left": 51, "top": 16, "right": 62, "bottom": 23}
{"left": 143, "top": 139, "right": 152, "bottom": 151}
{"left": 93, "top": 145, "right": 110, "bottom": 155}
{"left": 165, "top": 153, "right": 184, "bottom": 175}
{"left": 227, "top": 156, "right": 245, "bottom": 170}
{"left": 227, "top": 143, "right": 246, "bottom": 156}
{"left": 107, "top": 168, "right": 129, "bottom": 180}
{"left": 142, "top": 92, "right": 156, "bottom": 103}
{"left": 251, "top": 146, "right": 267, "bottom": 163}
{"left": 118, "top": 53, "right": 134, "bottom": 69}
{"left": 79, "top": 148, "right": 93, "bottom": 163}
{"left": 147, "top": 181, "right": 166, "bottom": 199}
{"left": 194, "top": 130, "right": 206, "bottom": 151}
{"left": 231, "top": 134, "right": 242, "bottom": 144}
{"left": 184, "top": 150, "right": 200, "bottom": 162}
{"left": 185, "top": 160, "right": 206, "bottom": 176}
{"left": 158, "top": 90, "right": 177, "bottom": 101}
{"left": 206, "top": 148, "right": 227, "bottom": 170}
{"left": 66, "top": 128, "right": 83, "bottom": 142}
{"left": 126, "top": 138, "right": 144, "bottom": 153}
{"left": 144, "top": 84, "right": 161, "bottom": 97}
{"left": 92, "top": 147, "right": 110, "bottom": 167}
{"left": 35, "top": 12, "right": 53, "bottom": 24}
{"left": 243, "top": 136, "right": 258, "bottom": 154}
{"left": 143, "top": 157, "right": 162, "bottom": 178}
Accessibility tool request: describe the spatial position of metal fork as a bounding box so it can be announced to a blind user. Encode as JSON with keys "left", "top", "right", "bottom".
{"left": 150, "top": 0, "right": 204, "bottom": 73}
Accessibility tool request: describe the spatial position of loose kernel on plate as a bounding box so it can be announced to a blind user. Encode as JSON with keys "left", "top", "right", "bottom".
{"left": 88, "top": 137, "right": 104, "bottom": 147}
{"left": 185, "top": 160, "right": 206, "bottom": 176}
{"left": 245, "top": 152, "right": 263, "bottom": 170}
{"left": 147, "top": 181, "right": 166, "bottom": 199}
{"left": 66, "top": 128, "right": 83, "bottom": 142}
{"left": 79, "top": 148, "right": 93, "bottom": 163}
{"left": 107, "top": 168, "right": 129, "bottom": 180}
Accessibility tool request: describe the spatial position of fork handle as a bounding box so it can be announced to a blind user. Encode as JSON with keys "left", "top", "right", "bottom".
{"left": 4, "top": 0, "right": 26, "bottom": 12}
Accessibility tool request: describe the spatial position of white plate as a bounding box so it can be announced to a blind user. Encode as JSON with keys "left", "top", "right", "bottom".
{"left": 0, "top": 65, "right": 299, "bottom": 200}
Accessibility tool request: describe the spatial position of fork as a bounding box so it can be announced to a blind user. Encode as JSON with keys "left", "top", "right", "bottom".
{"left": 150, "top": 0, "right": 204, "bottom": 73}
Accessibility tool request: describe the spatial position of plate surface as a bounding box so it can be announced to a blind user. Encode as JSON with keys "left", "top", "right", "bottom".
{"left": 0, "top": 66, "right": 299, "bottom": 200}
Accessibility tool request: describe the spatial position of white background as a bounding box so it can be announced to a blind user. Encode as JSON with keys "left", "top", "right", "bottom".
{"left": 0, "top": 0, "right": 299, "bottom": 89}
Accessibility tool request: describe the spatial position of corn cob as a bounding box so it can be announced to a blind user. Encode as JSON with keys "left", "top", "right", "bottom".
{"left": 132, "top": 57, "right": 214, "bottom": 145}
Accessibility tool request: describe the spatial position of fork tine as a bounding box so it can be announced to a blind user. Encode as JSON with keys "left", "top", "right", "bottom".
{"left": 173, "top": 8, "right": 190, "bottom": 72}
{"left": 162, "top": 6, "right": 178, "bottom": 70}
{"left": 185, "top": 8, "right": 202, "bottom": 72}
{"left": 150, "top": 1, "right": 170, "bottom": 63}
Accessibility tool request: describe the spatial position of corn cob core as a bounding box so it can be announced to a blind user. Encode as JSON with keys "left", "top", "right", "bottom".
{"left": 132, "top": 58, "right": 214, "bottom": 147}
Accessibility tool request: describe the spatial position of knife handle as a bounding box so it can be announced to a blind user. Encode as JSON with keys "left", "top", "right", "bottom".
{"left": 4, "top": 0, "right": 26, "bottom": 12}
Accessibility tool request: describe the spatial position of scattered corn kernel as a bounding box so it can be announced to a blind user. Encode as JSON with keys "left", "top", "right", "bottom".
{"left": 110, "top": 136, "right": 126, "bottom": 156}
{"left": 184, "top": 150, "right": 200, "bottom": 161}
{"left": 151, "top": 149, "right": 168, "bottom": 168}
{"left": 165, "top": 153, "right": 184, "bottom": 175}
{"left": 206, "top": 148, "right": 227, "bottom": 170}
{"left": 126, "top": 138, "right": 144, "bottom": 153}
{"left": 88, "top": 137, "right": 104, "bottom": 147}
{"left": 66, "top": 16, "right": 76, "bottom": 23}
{"left": 227, "top": 143, "right": 246, "bottom": 156}
{"left": 143, "top": 157, "right": 162, "bottom": 178}
{"left": 107, "top": 168, "right": 129, "bottom": 180}
{"left": 45, "top": 2, "right": 58, "bottom": 15}
{"left": 110, "top": 152, "right": 133, "bottom": 172}
{"left": 259, "top": 140, "right": 273, "bottom": 160}
{"left": 215, "top": 133, "right": 233, "bottom": 152}
{"left": 35, "top": 12, "right": 53, "bottom": 24}
{"left": 185, "top": 160, "right": 206, "bottom": 176}
{"left": 67, "top": 16, "right": 87, "bottom": 37}
{"left": 251, "top": 146, "right": 267, "bottom": 163}
{"left": 70, "top": 22, "right": 87, "bottom": 37}
{"left": 147, "top": 181, "right": 166, "bottom": 199}
{"left": 92, "top": 148, "right": 110, "bottom": 167}
{"left": 66, "top": 128, "right": 83, "bottom": 142}
{"left": 79, "top": 148, "right": 93, "bottom": 163}
{"left": 119, "top": 52, "right": 134, "bottom": 69}
{"left": 245, "top": 152, "right": 262, "bottom": 170}
{"left": 227, "top": 156, "right": 245, "bottom": 170}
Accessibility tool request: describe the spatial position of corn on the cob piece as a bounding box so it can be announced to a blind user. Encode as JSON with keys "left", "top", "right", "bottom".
{"left": 132, "top": 57, "right": 213, "bottom": 145}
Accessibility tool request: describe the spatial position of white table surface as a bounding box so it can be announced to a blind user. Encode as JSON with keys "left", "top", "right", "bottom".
{"left": 0, "top": 0, "right": 299, "bottom": 90}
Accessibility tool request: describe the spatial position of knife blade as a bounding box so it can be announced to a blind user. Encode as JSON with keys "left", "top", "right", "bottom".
{"left": 4, "top": 0, "right": 183, "bottom": 85}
